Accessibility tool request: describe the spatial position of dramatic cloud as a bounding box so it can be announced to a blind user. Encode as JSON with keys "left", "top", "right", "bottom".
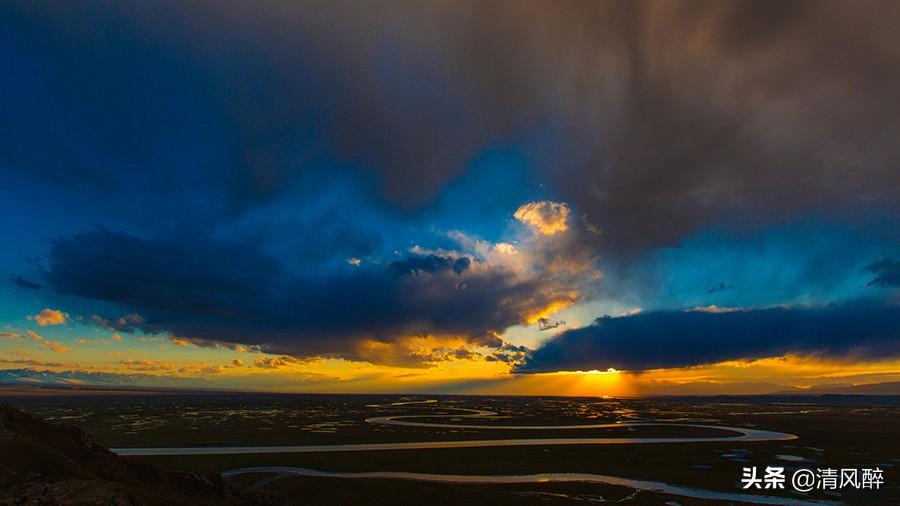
{"left": 405, "top": 0, "right": 899, "bottom": 255}
{"left": 40, "top": 228, "right": 588, "bottom": 363}
{"left": 6, "top": 1, "right": 897, "bottom": 254}
{"left": 517, "top": 300, "right": 900, "bottom": 373}
{"left": 33, "top": 308, "right": 67, "bottom": 326}
{"left": 4, "top": 1, "right": 899, "bottom": 379}
{"left": 514, "top": 201, "right": 570, "bottom": 235}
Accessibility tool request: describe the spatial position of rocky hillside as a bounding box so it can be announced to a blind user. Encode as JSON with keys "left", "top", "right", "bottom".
{"left": 0, "top": 404, "right": 287, "bottom": 505}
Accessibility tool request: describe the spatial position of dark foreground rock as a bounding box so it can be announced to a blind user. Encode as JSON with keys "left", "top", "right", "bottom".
{"left": 0, "top": 404, "right": 289, "bottom": 505}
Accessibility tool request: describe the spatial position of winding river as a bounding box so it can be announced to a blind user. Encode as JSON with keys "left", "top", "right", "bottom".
{"left": 114, "top": 400, "right": 796, "bottom": 456}
{"left": 113, "top": 400, "right": 840, "bottom": 505}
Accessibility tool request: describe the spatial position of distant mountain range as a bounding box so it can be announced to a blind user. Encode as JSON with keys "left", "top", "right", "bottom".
{"left": 772, "top": 381, "right": 900, "bottom": 396}
{"left": 2, "top": 367, "right": 899, "bottom": 396}
{"left": 0, "top": 368, "right": 212, "bottom": 390}
{"left": 639, "top": 379, "right": 900, "bottom": 397}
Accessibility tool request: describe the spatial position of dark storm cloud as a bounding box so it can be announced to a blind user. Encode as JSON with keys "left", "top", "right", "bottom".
{"left": 0, "top": 0, "right": 490, "bottom": 220}
{"left": 440, "top": 0, "right": 900, "bottom": 254}
{"left": 205, "top": 0, "right": 900, "bottom": 252}
{"left": 866, "top": 258, "right": 900, "bottom": 288}
{"left": 516, "top": 300, "right": 900, "bottom": 373}
{"left": 39, "top": 229, "right": 571, "bottom": 360}
{"left": 486, "top": 342, "right": 530, "bottom": 366}
{"left": 5, "top": 0, "right": 898, "bottom": 247}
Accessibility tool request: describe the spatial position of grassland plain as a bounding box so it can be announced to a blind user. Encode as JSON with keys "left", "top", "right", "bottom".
{"left": 4, "top": 393, "right": 898, "bottom": 504}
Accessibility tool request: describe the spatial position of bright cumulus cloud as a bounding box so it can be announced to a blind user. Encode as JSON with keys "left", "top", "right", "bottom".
{"left": 514, "top": 201, "right": 570, "bottom": 235}
{"left": 33, "top": 308, "right": 67, "bottom": 326}
{"left": 493, "top": 242, "right": 517, "bottom": 255}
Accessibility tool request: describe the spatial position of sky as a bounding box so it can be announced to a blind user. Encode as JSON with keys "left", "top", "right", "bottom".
{"left": 1, "top": 0, "right": 899, "bottom": 396}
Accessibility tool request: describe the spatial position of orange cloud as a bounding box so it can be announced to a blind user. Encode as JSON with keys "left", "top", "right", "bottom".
{"left": 43, "top": 340, "right": 70, "bottom": 353}
{"left": 33, "top": 308, "right": 68, "bottom": 326}
{"left": 26, "top": 330, "right": 43, "bottom": 341}
{"left": 350, "top": 336, "right": 490, "bottom": 368}
{"left": 168, "top": 336, "right": 190, "bottom": 347}
{"left": 254, "top": 355, "right": 305, "bottom": 369}
{"left": 111, "top": 332, "right": 123, "bottom": 341}
{"left": 514, "top": 201, "right": 569, "bottom": 235}
{"left": 0, "top": 358, "right": 67, "bottom": 368}
{"left": 179, "top": 364, "right": 226, "bottom": 374}
{"left": 524, "top": 298, "right": 577, "bottom": 324}
{"left": 120, "top": 359, "right": 175, "bottom": 371}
